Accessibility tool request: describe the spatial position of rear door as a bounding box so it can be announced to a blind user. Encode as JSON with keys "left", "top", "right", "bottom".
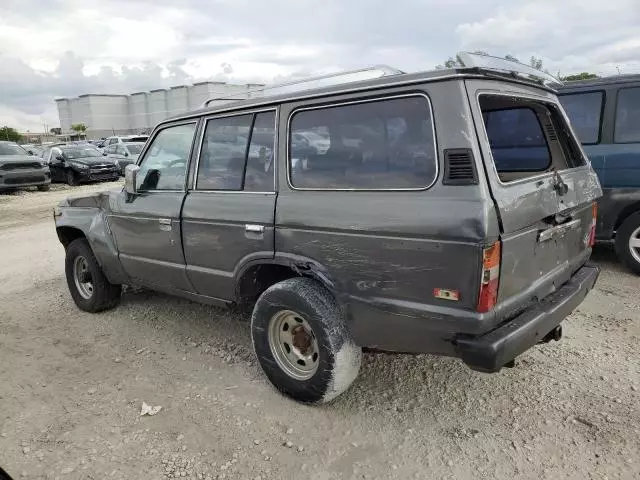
{"left": 181, "top": 109, "right": 277, "bottom": 300}
{"left": 465, "top": 79, "right": 601, "bottom": 307}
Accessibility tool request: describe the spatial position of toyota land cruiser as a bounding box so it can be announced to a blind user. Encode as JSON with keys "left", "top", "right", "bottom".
{"left": 54, "top": 53, "right": 602, "bottom": 403}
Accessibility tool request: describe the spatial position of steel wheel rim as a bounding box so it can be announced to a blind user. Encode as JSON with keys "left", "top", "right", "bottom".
{"left": 267, "top": 310, "right": 320, "bottom": 380}
{"left": 73, "top": 256, "right": 94, "bottom": 299}
{"left": 629, "top": 226, "right": 640, "bottom": 264}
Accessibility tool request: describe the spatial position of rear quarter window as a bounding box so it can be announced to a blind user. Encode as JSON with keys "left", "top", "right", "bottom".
{"left": 288, "top": 95, "right": 437, "bottom": 190}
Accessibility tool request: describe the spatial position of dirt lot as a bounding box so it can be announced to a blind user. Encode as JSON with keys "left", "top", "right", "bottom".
{"left": 1, "top": 183, "right": 638, "bottom": 480}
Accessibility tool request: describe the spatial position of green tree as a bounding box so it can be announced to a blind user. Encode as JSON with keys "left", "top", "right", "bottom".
{"left": 562, "top": 72, "right": 599, "bottom": 81}
{"left": 530, "top": 56, "right": 544, "bottom": 71}
{"left": 70, "top": 123, "right": 87, "bottom": 134}
{"left": 0, "top": 126, "right": 22, "bottom": 142}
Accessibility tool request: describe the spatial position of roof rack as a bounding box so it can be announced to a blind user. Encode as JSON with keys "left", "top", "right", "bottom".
{"left": 457, "top": 51, "right": 563, "bottom": 87}
{"left": 201, "top": 65, "right": 404, "bottom": 108}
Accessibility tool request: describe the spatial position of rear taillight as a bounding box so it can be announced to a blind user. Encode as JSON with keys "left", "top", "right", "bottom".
{"left": 477, "top": 241, "right": 501, "bottom": 313}
{"left": 588, "top": 201, "right": 598, "bottom": 247}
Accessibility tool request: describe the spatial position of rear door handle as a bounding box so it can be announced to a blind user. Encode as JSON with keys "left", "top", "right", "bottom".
{"left": 245, "top": 224, "right": 264, "bottom": 233}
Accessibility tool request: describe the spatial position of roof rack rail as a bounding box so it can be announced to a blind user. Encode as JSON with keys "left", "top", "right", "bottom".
{"left": 457, "top": 51, "right": 563, "bottom": 87}
{"left": 201, "top": 65, "right": 404, "bottom": 108}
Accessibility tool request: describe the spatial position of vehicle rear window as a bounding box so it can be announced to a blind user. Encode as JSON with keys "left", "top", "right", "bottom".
{"left": 614, "top": 87, "right": 640, "bottom": 143}
{"left": 482, "top": 107, "right": 550, "bottom": 172}
{"left": 288, "top": 95, "right": 437, "bottom": 190}
{"left": 558, "top": 91, "right": 604, "bottom": 144}
{"left": 478, "top": 94, "right": 585, "bottom": 182}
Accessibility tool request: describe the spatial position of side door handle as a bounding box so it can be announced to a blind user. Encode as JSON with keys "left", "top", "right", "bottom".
{"left": 245, "top": 224, "right": 264, "bottom": 233}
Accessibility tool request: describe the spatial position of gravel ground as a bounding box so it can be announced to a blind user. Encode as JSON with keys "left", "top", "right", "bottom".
{"left": 0, "top": 183, "right": 639, "bottom": 480}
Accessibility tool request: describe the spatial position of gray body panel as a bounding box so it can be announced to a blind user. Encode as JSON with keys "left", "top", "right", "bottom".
{"left": 55, "top": 192, "right": 128, "bottom": 285}
{"left": 182, "top": 192, "right": 276, "bottom": 299}
{"left": 107, "top": 191, "right": 193, "bottom": 291}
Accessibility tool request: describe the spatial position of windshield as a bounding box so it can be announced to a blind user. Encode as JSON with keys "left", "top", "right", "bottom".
{"left": 0, "top": 143, "right": 28, "bottom": 155}
{"left": 125, "top": 143, "right": 144, "bottom": 155}
{"left": 61, "top": 147, "right": 102, "bottom": 159}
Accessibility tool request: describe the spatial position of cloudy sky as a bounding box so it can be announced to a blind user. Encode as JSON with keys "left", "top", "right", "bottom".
{"left": 1, "top": 0, "right": 639, "bottom": 131}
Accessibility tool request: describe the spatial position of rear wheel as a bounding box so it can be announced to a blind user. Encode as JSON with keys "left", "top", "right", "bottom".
{"left": 615, "top": 212, "right": 640, "bottom": 275}
{"left": 251, "top": 277, "right": 362, "bottom": 404}
{"left": 65, "top": 238, "right": 121, "bottom": 312}
{"left": 66, "top": 169, "right": 78, "bottom": 186}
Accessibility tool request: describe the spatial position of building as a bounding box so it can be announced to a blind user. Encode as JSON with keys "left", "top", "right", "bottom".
{"left": 55, "top": 81, "right": 264, "bottom": 139}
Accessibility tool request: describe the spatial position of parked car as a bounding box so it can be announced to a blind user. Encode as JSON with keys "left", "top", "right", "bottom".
{"left": 43, "top": 144, "right": 119, "bottom": 185}
{"left": 54, "top": 54, "right": 602, "bottom": 404}
{"left": 103, "top": 135, "right": 149, "bottom": 149}
{"left": 104, "top": 142, "right": 145, "bottom": 175}
{"left": 0, "top": 141, "right": 51, "bottom": 192}
{"left": 559, "top": 76, "right": 640, "bottom": 274}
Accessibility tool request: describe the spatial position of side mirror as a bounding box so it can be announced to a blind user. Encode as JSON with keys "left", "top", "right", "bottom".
{"left": 124, "top": 152, "right": 129, "bottom": 157}
{"left": 103, "top": 151, "right": 108, "bottom": 156}
{"left": 124, "top": 164, "right": 140, "bottom": 195}
{"left": 55, "top": 155, "right": 65, "bottom": 162}
{"left": 28, "top": 150, "right": 34, "bottom": 155}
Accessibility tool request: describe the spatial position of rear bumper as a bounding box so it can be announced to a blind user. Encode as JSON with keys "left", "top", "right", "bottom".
{"left": 455, "top": 263, "right": 600, "bottom": 372}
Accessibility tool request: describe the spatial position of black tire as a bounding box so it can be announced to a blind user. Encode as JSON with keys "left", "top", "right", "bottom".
{"left": 37, "top": 184, "right": 50, "bottom": 192}
{"left": 251, "top": 277, "right": 362, "bottom": 404}
{"left": 615, "top": 211, "right": 640, "bottom": 275}
{"left": 66, "top": 169, "right": 78, "bottom": 186}
{"left": 65, "top": 238, "right": 121, "bottom": 312}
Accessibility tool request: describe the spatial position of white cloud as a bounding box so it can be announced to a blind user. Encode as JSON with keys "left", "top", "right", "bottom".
{"left": 1, "top": 0, "right": 640, "bottom": 129}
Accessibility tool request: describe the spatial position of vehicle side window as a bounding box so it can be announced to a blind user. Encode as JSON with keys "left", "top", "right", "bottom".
{"left": 559, "top": 91, "right": 603, "bottom": 144}
{"left": 52, "top": 148, "right": 62, "bottom": 160}
{"left": 245, "top": 111, "right": 276, "bottom": 192}
{"left": 105, "top": 145, "right": 114, "bottom": 154}
{"left": 116, "top": 145, "right": 126, "bottom": 155}
{"left": 136, "top": 123, "right": 196, "bottom": 191}
{"left": 109, "top": 138, "right": 118, "bottom": 145}
{"left": 483, "top": 108, "right": 550, "bottom": 171}
{"left": 614, "top": 87, "right": 640, "bottom": 143}
{"left": 196, "top": 114, "right": 252, "bottom": 190}
{"left": 288, "top": 96, "right": 437, "bottom": 189}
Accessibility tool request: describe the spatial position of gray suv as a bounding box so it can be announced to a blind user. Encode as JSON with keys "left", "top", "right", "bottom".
{"left": 54, "top": 54, "right": 602, "bottom": 403}
{"left": 0, "top": 141, "right": 51, "bottom": 191}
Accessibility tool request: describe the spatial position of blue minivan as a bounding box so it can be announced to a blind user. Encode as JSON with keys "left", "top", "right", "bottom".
{"left": 559, "top": 76, "right": 640, "bottom": 274}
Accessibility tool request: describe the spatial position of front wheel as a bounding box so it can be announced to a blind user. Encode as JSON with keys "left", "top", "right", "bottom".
{"left": 65, "top": 238, "right": 121, "bottom": 312}
{"left": 66, "top": 169, "right": 78, "bottom": 186}
{"left": 251, "top": 277, "right": 362, "bottom": 404}
{"left": 615, "top": 212, "right": 640, "bottom": 275}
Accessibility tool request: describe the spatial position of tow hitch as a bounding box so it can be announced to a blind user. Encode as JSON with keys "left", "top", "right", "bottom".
{"left": 540, "top": 326, "right": 563, "bottom": 344}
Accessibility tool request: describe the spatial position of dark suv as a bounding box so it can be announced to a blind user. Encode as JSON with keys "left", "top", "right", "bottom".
{"left": 54, "top": 54, "right": 601, "bottom": 403}
{"left": 43, "top": 144, "right": 119, "bottom": 185}
{"left": 559, "top": 76, "right": 640, "bottom": 273}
